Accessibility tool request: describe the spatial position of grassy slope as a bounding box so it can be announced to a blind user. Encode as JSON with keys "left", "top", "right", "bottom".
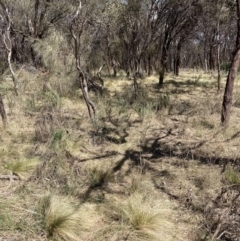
{"left": 0, "top": 69, "right": 240, "bottom": 240}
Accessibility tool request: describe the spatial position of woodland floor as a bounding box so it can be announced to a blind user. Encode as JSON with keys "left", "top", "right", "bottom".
{"left": 0, "top": 69, "right": 240, "bottom": 241}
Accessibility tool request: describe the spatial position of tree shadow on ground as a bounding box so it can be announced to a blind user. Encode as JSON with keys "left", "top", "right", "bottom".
{"left": 79, "top": 149, "right": 141, "bottom": 202}
{"left": 77, "top": 127, "right": 240, "bottom": 222}
{"left": 166, "top": 79, "right": 214, "bottom": 88}
{"left": 140, "top": 136, "right": 238, "bottom": 165}
{"left": 149, "top": 78, "right": 216, "bottom": 95}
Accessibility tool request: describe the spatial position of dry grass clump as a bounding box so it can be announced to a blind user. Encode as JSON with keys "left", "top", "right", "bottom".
{"left": 87, "top": 166, "right": 113, "bottom": 188}
{"left": 5, "top": 158, "right": 39, "bottom": 179}
{"left": 39, "top": 195, "right": 99, "bottom": 241}
{"left": 0, "top": 201, "right": 15, "bottom": 230}
{"left": 103, "top": 192, "right": 175, "bottom": 241}
{"left": 125, "top": 173, "right": 155, "bottom": 195}
{"left": 3, "top": 69, "right": 240, "bottom": 241}
{"left": 34, "top": 112, "right": 56, "bottom": 143}
{"left": 34, "top": 111, "right": 65, "bottom": 144}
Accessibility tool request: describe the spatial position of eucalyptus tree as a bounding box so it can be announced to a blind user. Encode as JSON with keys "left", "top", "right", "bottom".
{"left": 96, "top": 0, "right": 123, "bottom": 76}
{"left": 0, "top": 1, "right": 19, "bottom": 95}
{"left": 221, "top": 0, "right": 240, "bottom": 125}
{"left": 156, "top": 0, "right": 202, "bottom": 87}
{"left": 172, "top": 8, "right": 200, "bottom": 76}
{"left": 116, "top": 0, "right": 163, "bottom": 97}
{"left": 0, "top": 0, "right": 75, "bottom": 98}
{"left": 0, "top": 0, "right": 72, "bottom": 66}
{"left": 69, "top": 0, "right": 118, "bottom": 119}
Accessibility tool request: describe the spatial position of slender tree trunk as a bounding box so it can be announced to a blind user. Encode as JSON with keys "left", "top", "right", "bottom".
{"left": 204, "top": 40, "right": 208, "bottom": 72}
{"left": 217, "top": 44, "right": 221, "bottom": 92}
{"left": 133, "top": 72, "right": 138, "bottom": 100}
{"left": 147, "top": 55, "right": 152, "bottom": 76}
{"left": 216, "top": 1, "right": 225, "bottom": 92}
{"left": 174, "top": 41, "right": 182, "bottom": 76}
{"left": 112, "top": 59, "right": 119, "bottom": 77}
{"left": 1, "top": 5, "right": 19, "bottom": 96}
{"left": 221, "top": 0, "right": 240, "bottom": 126}
{"left": 34, "top": 0, "right": 40, "bottom": 37}
{"left": 209, "top": 44, "right": 215, "bottom": 70}
{"left": 198, "top": 53, "right": 204, "bottom": 70}
{"left": 205, "top": 58, "right": 208, "bottom": 72}
{"left": 0, "top": 95, "right": 7, "bottom": 126}
{"left": 159, "top": 46, "right": 168, "bottom": 87}
{"left": 217, "top": 20, "right": 221, "bottom": 92}
{"left": 79, "top": 73, "right": 96, "bottom": 119}
{"left": 104, "top": 56, "right": 111, "bottom": 75}
{"left": 70, "top": 0, "right": 96, "bottom": 120}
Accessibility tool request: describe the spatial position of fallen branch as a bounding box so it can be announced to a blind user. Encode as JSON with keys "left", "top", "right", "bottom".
{"left": 0, "top": 175, "right": 20, "bottom": 180}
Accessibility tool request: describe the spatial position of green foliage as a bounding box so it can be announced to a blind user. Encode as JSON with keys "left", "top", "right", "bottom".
{"left": 224, "top": 164, "right": 240, "bottom": 185}
{"left": 134, "top": 101, "right": 154, "bottom": 120}
{"left": 33, "top": 31, "right": 73, "bottom": 74}
{"left": 5, "top": 158, "right": 39, "bottom": 179}
{"left": 156, "top": 94, "right": 170, "bottom": 109}
{"left": 25, "top": 96, "right": 36, "bottom": 111}
{"left": 27, "top": 88, "right": 60, "bottom": 112}
{"left": 34, "top": 112, "right": 55, "bottom": 143}
{"left": 50, "top": 129, "right": 68, "bottom": 155}
{"left": 220, "top": 62, "right": 231, "bottom": 72}
{"left": 41, "top": 90, "right": 60, "bottom": 111}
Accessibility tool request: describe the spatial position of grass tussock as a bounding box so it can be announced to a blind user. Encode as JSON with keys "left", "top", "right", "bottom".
{"left": 104, "top": 193, "right": 174, "bottom": 241}
{"left": 39, "top": 195, "right": 98, "bottom": 241}
{"left": 86, "top": 163, "right": 113, "bottom": 188}
{"left": 2, "top": 69, "right": 240, "bottom": 241}
{"left": 224, "top": 164, "right": 240, "bottom": 185}
{"left": 5, "top": 158, "right": 39, "bottom": 179}
{"left": 0, "top": 201, "right": 15, "bottom": 230}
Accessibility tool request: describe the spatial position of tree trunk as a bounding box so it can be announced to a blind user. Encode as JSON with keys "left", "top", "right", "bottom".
{"left": 147, "top": 55, "right": 152, "bottom": 76}
{"left": 133, "top": 72, "right": 139, "bottom": 100}
{"left": 209, "top": 44, "right": 215, "bottom": 70}
{"left": 216, "top": 2, "right": 224, "bottom": 93}
{"left": 0, "top": 95, "right": 7, "bottom": 126}
{"left": 217, "top": 20, "right": 221, "bottom": 92}
{"left": 217, "top": 44, "right": 221, "bottom": 92}
{"left": 1, "top": 5, "right": 19, "bottom": 96}
{"left": 198, "top": 53, "right": 204, "bottom": 70}
{"left": 221, "top": 0, "right": 240, "bottom": 126}
{"left": 112, "top": 59, "right": 119, "bottom": 77}
{"left": 159, "top": 46, "right": 168, "bottom": 88}
{"left": 70, "top": 0, "right": 97, "bottom": 120}
{"left": 105, "top": 58, "right": 111, "bottom": 75}
{"left": 174, "top": 42, "right": 182, "bottom": 76}
{"left": 204, "top": 40, "right": 208, "bottom": 72}
{"left": 80, "top": 73, "right": 96, "bottom": 120}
